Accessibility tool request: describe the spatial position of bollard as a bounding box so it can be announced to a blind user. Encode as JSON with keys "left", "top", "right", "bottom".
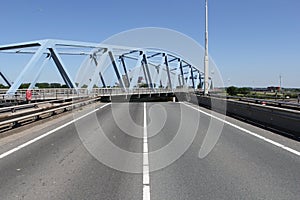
{"left": 26, "top": 89, "right": 32, "bottom": 104}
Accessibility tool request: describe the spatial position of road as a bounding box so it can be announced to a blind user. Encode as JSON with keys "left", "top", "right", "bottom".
{"left": 0, "top": 102, "right": 299, "bottom": 200}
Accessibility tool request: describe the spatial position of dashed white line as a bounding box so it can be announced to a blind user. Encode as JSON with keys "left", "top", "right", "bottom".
{"left": 143, "top": 102, "right": 151, "bottom": 200}
{"left": 181, "top": 102, "right": 300, "bottom": 157}
{"left": 0, "top": 103, "right": 111, "bottom": 160}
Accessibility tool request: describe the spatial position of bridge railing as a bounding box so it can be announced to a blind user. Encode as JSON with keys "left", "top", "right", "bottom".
{"left": 0, "top": 88, "right": 89, "bottom": 101}
{"left": 91, "top": 88, "right": 187, "bottom": 96}
{"left": 0, "top": 87, "right": 196, "bottom": 102}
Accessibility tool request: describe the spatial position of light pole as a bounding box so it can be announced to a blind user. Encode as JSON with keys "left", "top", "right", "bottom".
{"left": 204, "top": 0, "right": 209, "bottom": 95}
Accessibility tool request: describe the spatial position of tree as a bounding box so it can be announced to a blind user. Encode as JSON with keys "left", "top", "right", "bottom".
{"left": 50, "top": 83, "right": 61, "bottom": 88}
{"left": 19, "top": 83, "right": 30, "bottom": 89}
{"left": 35, "top": 82, "right": 49, "bottom": 88}
{"left": 0, "top": 84, "right": 9, "bottom": 89}
{"left": 226, "top": 86, "right": 238, "bottom": 96}
{"left": 238, "top": 87, "right": 251, "bottom": 95}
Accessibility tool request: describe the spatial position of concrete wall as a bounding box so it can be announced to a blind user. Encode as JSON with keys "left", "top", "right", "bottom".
{"left": 175, "top": 92, "right": 300, "bottom": 140}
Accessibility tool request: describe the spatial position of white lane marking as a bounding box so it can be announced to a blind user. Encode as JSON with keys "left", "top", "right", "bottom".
{"left": 143, "top": 102, "right": 151, "bottom": 200}
{"left": 0, "top": 103, "right": 111, "bottom": 160}
{"left": 181, "top": 102, "right": 300, "bottom": 157}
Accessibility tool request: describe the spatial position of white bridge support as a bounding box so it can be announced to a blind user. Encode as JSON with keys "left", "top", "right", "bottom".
{"left": 0, "top": 39, "right": 210, "bottom": 95}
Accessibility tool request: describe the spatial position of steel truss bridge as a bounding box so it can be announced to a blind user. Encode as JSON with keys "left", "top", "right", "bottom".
{"left": 0, "top": 39, "right": 212, "bottom": 96}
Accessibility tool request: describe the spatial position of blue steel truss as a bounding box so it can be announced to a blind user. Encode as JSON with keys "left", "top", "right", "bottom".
{"left": 0, "top": 39, "right": 211, "bottom": 95}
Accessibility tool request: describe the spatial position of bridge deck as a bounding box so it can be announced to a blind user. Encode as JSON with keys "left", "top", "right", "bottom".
{"left": 0, "top": 102, "right": 299, "bottom": 199}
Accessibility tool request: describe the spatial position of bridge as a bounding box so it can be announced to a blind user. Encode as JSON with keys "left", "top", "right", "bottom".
{"left": 0, "top": 38, "right": 299, "bottom": 200}
{"left": 0, "top": 39, "right": 211, "bottom": 96}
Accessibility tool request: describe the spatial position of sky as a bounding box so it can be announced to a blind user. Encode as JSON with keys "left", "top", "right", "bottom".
{"left": 0, "top": 0, "right": 299, "bottom": 88}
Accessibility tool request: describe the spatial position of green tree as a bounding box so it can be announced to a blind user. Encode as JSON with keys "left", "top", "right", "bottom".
{"left": 0, "top": 84, "right": 9, "bottom": 89}
{"left": 19, "top": 83, "right": 30, "bottom": 89}
{"left": 35, "top": 82, "right": 49, "bottom": 88}
{"left": 238, "top": 87, "right": 251, "bottom": 95}
{"left": 226, "top": 86, "right": 238, "bottom": 96}
{"left": 50, "top": 83, "right": 61, "bottom": 88}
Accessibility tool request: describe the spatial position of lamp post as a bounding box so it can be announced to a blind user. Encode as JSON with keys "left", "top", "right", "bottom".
{"left": 204, "top": 0, "right": 209, "bottom": 95}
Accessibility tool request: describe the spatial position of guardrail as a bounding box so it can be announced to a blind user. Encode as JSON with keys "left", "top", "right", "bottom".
{"left": 0, "top": 96, "right": 101, "bottom": 132}
{"left": 0, "top": 88, "right": 89, "bottom": 101}
{"left": 0, "top": 87, "right": 194, "bottom": 132}
{"left": 0, "top": 96, "right": 91, "bottom": 114}
{"left": 0, "top": 88, "right": 194, "bottom": 102}
{"left": 208, "top": 94, "right": 300, "bottom": 111}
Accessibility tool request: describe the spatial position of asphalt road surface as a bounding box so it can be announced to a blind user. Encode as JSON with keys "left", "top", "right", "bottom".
{"left": 0, "top": 102, "right": 299, "bottom": 200}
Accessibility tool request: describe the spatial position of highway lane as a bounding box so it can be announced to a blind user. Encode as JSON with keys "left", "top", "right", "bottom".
{"left": 0, "top": 103, "right": 143, "bottom": 200}
{"left": 149, "top": 102, "right": 300, "bottom": 199}
{"left": 0, "top": 102, "right": 299, "bottom": 199}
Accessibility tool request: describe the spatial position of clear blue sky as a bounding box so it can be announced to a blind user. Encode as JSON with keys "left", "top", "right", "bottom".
{"left": 0, "top": 0, "right": 299, "bottom": 87}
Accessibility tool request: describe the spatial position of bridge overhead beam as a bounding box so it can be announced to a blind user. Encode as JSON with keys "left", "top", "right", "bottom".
{"left": 147, "top": 52, "right": 161, "bottom": 59}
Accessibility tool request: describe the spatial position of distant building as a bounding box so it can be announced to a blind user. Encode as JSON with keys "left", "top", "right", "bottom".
{"left": 253, "top": 88, "right": 268, "bottom": 92}
{"left": 267, "top": 86, "right": 280, "bottom": 92}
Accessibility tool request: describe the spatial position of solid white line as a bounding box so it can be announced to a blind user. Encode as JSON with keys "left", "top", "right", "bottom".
{"left": 0, "top": 103, "right": 111, "bottom": 160}
{"left": 181, "top": 102, "right": 300, "bottom": 157}
{"left": 143, "top": 102, "right": 151, "bottom": 200}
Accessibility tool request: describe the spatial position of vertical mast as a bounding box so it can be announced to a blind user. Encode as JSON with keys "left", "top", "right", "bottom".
{"left": 204, "top": 0, "right": 209, "bottom": 95}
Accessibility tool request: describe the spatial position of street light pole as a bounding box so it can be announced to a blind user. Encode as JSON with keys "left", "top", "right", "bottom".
{"left": 204, "top": 0, "right": 209, "bottom": 95}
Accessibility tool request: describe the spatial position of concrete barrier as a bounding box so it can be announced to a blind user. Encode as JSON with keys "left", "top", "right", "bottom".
{"left": 176, "top": 92, "right": 300, "bottom": 140}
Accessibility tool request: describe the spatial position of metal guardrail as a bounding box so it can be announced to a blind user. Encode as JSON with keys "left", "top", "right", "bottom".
{"left": 0, "top": 96, "right": 93, "bottom": 114}
{"left": 0, "top": 88, "right": 194, "bottom": 101}
{"left": 0, "top": 96, "right": 101, "bottom": 131}
{"left": 208, "top": 94, "right": 300, "bottom": 110}
{"left": 0, "top": 87, "right": 196, "bottom": 132}
{"left": 0, "top": 88, "right": 89, "bottom": 101}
